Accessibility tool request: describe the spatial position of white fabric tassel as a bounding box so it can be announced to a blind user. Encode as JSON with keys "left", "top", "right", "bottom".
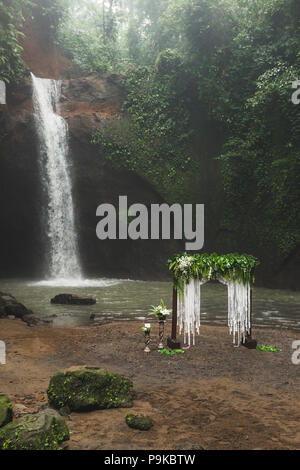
{"left": 227, "top": 280, "right": 251, "bottom": 346}
{"left": 178, "top": 276, "right": 251, "bottom": 347}
{"left": 177, "top": 278, "right": 208, "bottom": 346}
{"left": 194, "top": 278, "right": 201, "bottom": 337}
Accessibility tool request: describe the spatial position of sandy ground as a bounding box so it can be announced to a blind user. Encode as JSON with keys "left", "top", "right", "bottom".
{"left": 0, "top": 318, "right": 300, "bottom": 450}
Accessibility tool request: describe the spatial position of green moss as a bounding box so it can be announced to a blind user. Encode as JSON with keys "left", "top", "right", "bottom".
{"left": 125, "top": 412, "right": 153, "bottom": 431}
{"left": 0, "top": 410, "right": 69, "bottom": 450}
{"left": 256, "top": 344, "right": 282, "bottom": 352}
{"left": 47, "top": 367, "right": 133, "bottom": 412}
{"left": 157, "top": 348, "right": 184, "bottom": 356}
{"left": 0, "top": 393, "right": 13, "bottom": 428}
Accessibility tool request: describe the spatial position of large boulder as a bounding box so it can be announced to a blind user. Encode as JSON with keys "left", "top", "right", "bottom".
{"left": 0, "top": 393, "right": 13, "bottom": 428}
{"left": 0, "top": 292, "right": 32, "bottom": 319}
{"left": 0, "top": 292, "right": 40, "bottom": 325}
{"left": 47, "top": 366, "right": 133, "bottom": 412}
{"left": 0, "top": 409, "right": 70, "bottom": 450}
{"left": 50, "top": 294, "right": 96, "bottom": 305}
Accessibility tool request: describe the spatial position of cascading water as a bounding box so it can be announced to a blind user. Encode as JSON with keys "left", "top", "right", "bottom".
{"left": 31, "top": 73, "right": 82, "bottom": 282}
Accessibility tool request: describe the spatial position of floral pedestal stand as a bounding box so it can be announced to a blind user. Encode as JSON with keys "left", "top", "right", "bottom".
{"left": 158, "top": 320, "right": 165, "bottom": 349}
{"left": 142, "top": 324, "right": 151, "bottom": 353}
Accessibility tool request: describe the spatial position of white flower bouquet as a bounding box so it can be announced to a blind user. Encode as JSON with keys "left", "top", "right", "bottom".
{"left": 177, "top": 255, "right": 194, "bottom": 273}
{"left": 151, "top": 299, "right": 171, "bottom": 321}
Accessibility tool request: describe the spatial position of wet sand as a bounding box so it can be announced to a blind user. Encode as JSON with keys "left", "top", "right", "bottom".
{"left": 0, "top": 318, "right": 300, "bottom": 450}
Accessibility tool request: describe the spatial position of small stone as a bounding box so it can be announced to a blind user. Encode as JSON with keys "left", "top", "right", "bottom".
{"left": 59, "top": 406, "right": 71, "bottom": 417}
{"left": 125, "top": 412, "right": 153, "bottom": 431}
{"left": 174, "top": 441, "right": 205, "bottom": 450}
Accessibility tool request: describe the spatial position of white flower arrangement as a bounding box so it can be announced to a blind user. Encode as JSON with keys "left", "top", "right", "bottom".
{"left": 141, "top": 323, "right": 152, "bottom": 332}
{"left": 177, "top": 255, "right": 194, "bottom": 273}
{"left": 151, "top": 299, "right": 171, "bottom": 320}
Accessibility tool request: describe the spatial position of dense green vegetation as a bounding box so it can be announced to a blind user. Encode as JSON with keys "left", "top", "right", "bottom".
{"left": 92, "top": 54, "right": 198, "bottom": 202}
{"left": 0, "top": 1, "right": 70, "bottom": 84}
{"left": 1, "top": 0, "right": 300, "bottom": 267}
{"left": 93, "top": 0, "right": 300, "bottom": 263}
{"left": 0, "top": 0, "right": 28, "bottom": 84}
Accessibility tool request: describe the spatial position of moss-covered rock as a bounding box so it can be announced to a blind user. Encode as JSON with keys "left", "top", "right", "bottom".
{"left": 0, "top": 393, "right": 13, "bottom": 428}
{"left": 0, "top": 409, "right": 70, "bottom": 450}
{"left": 125, "top": 412, "right": 153, "bottom": 431}
{"left": 47, "top": 366, "right": 133, "bottom": 412}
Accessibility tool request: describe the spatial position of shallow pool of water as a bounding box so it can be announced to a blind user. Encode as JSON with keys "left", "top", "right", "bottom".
{"left": 0, "top": 278, "right": 300, "bottom": 331}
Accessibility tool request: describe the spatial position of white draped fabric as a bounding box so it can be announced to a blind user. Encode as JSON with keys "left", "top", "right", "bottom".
{"left": 177, "top": 277, "right": 251, "bottom": 346}
{"left": 177, "top": 278, "right": 208, "bottom": 346}
{"left": 227, "top": 279, "right": 251, "bottom": 345}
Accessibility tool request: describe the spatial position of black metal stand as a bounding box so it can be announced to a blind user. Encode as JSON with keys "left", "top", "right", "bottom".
{"left": 167, "top": 287, "right": 181, "bottom": 349}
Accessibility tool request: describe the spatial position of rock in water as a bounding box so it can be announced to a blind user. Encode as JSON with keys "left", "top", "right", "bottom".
{"left": 50, "top": 294, "right": 96, "bottom": 305}
{"left": 125, "top": 413, "right": 153, "bottom": 431}
{"left": 0, "top": 292, "right": 40, "bottom": 325}
{"left": 0, "top": 393, "right": 13, "bottom": 428}
{"left": 0, "top": 292, "right": 32, "bottom": 319}
{"left": 0, "top": 409, "right": 69, "bottom": 450}
{"left": 47, "top": 366, "right": 133, "bottom": 411}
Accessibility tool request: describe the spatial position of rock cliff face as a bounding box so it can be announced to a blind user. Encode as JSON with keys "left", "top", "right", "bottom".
{"left": 0, "top": 74, "right": 183, "bottom": 280}
{"left": 20, "top": 14, "right": 76, "bottom": 80}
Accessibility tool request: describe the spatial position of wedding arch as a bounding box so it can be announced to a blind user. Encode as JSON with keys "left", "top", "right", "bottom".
{"left": 167, "top": 253, "right": 260, "bottom": 348}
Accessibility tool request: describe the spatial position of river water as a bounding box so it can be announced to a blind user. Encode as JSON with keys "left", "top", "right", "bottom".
{"left": 1, "top": 279, "right": 300, "bottom": 332}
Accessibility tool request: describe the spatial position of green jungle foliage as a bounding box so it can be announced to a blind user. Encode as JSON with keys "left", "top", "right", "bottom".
{"left": 89, "top": 0, "right": 300, "bottom": 263}
{"left": 1, "top": 0, "right": 300, "bottom": 265}
{"left": 92, "top": 57, "right": 198, "bottom": 202}
{"left": 0, "top": 0, "right": 69, "bottom": 84}
{"left": 0, "top": 0, "right": 29, "bottom": 84}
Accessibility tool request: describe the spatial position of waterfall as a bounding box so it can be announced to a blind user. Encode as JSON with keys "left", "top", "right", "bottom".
{"left": 31, "top": 73, "right": 82, "bottom": 281}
